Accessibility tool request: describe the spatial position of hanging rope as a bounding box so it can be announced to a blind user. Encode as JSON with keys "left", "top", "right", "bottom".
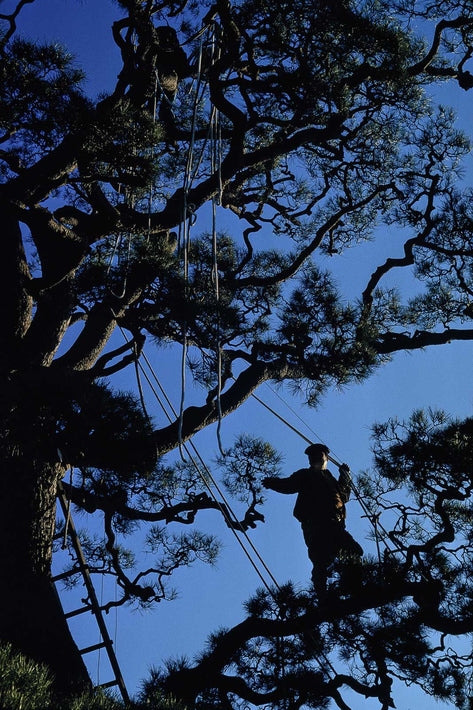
{"left": 139, "top": 350, "right": 279, "bottom": 590}
{"left": 177, "top": 29, "right": 206, "bottom": 460}
{"left": 114, "top": 578, "right": 118, "bottom": 649}
{"left": 115, "top": 326, "right": 276, "bottom": 591}
{"left": 114, "top": 319, "right": 340, "bottom": 679}
{"left": 146, "top": 70, "right": 159, "bottom": 245}
{"left": 136, "top": 347, "right": 338, "bottom": 680}
{"left": 107, "top": 182, "right": 133, "bottom": 300}
{"left": 371, "top": 512, "right": 382, "bottom": 565}
{"left": 133, "top": 340, "right": 152, "bottom": 425}
{"left": 209, "top": 24, "right": 225, "bottom": 457}
{"left": 249, "top": 384, "right": 407, "bottom": 563}
{"left": 177, "top": 24, "right": 229, "bottom": 459}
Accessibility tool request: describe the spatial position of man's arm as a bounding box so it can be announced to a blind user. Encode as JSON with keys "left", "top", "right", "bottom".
{"left": 337, "top": 463, "right": 352, "bottom": 502}
{"left": 262, "top": 471, "right": 303, "bottom": 494}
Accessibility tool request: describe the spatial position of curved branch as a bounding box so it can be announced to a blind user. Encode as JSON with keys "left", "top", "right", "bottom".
{"left": 408, "top": 16, "right": 473, "bottom": 77}
{"left": 90, "top": 334, "right": 144, "bottom": 377}
{"left": 232, "top": 182, "right": 396, "bottom": 289}
{"left": 0, "top": 132, "right": 82, "bottom": 205}
{"left": 103, "top": 511, "right": 157, "bottom": 603}
{"left": 362, "top": 175, "right": 440, "bottom": 314}
{"left": 63, "top": 482, "right": 223, "bottom": 523}
{"left": 0, "top": 0, "right": 36, "bottom": 54}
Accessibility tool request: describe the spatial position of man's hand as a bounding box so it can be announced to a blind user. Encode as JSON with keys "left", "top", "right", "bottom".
{"left": 262, "top": 477, "right": 276, "bottom": 489}
{"left": 339, "top": 463, "right": 350, "bottom": 476}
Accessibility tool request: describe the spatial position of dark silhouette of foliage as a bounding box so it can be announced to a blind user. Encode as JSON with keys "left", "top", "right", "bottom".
{"left": 0, "top": 641, "right": 186, "bottom": 709}
{"left": 161, "top": 411, "right": 473, "bottom": 707}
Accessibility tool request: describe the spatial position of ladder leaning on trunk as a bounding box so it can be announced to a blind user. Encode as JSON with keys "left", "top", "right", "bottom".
{"left": 52, "top": 482, "right": 130, "bottom": 704}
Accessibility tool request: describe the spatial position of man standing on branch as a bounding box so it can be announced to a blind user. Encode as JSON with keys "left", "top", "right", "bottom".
{"left": 263, "top": 444, "right": 363, "bottom": 594}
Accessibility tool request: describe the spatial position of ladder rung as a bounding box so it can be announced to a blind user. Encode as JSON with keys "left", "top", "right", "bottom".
{"left": 65, "top": 605, "right": 92, "bottom": 619}
{"left": 79, "top": 641, "right": 111, "bottom": 655}
{"left": 52, "top": 568, "right": 81, "bottom": 582}
{"left": 56, "top": 484, "right": 129, "bottom": 705}
{"left": 98, "top": 680, "right": 119, "bottom": 690}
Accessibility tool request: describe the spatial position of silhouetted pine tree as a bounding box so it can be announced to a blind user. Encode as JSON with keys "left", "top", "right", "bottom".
{"left": 1, "top": 0, "right": 473, "bottom": 705}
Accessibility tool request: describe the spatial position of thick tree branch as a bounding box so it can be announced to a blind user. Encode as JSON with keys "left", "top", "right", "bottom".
{"left": 63, "top": 482, "right": 221, "bottom": 523}
{"left": 0, "top": 133, "right": 82, "bottom": 205}
{"left": 19, "top": 278, "right": 76, "bottom": 367}
{"left": 376, "top": 327, "right": 473, "bottom": 354}
{"left": 164, "top": 577, "right": 438, "bottom": 702}
{"left": 153, "top": 360, "right": 287, "bottom": 455}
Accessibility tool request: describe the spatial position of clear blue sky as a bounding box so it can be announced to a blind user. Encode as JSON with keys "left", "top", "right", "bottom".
{"left": 9, "top": 1, "right": 473, "bottom": 706}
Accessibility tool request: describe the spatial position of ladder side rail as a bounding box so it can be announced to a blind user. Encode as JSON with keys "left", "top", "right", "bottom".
{"left": 56, "top": 483, "right": 130, "bottom": 704}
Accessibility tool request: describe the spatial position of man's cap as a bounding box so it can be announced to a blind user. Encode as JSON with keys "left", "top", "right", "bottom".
{"left": 305, "top": 443, "right": 330, "bottom": 457}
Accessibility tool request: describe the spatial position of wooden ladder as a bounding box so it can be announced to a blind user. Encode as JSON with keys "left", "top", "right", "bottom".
{"left": 53, "top": 483, "right": 130, "bottom": 704}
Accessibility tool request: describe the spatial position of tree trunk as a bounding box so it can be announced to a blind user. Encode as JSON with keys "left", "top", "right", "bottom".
{"left": 0, "top": 451, "right": 91, "bottom": 695}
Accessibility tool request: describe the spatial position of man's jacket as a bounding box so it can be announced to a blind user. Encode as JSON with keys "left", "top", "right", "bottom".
{"left": 266, "top": 467, "right": 351, "bottom": 524}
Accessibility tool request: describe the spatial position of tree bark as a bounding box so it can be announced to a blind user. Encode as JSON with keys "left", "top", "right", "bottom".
{"left": 0, "top": 207, "right": 33, "bottom": 366}
{"left": 0, "top": 450, "right": 90, "bottom": 694}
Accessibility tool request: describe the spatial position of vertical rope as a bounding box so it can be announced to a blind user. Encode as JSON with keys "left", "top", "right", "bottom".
{"left": 117, "top": 329, "right": 338, "bottom": 681}
{"left": 372, "top": 512, "right": 382, "bottom": 565}
{"left": 211, "top": 111, "right": 225, "bottom": 455}
{"left": 107, "top": 183, "right": 132, "bottom": 299}
{"left": 209, "top": 25, "right": 225, "bottom": 456}
{"left": 134, "top": 341, "right": 152, "bottom": 423}
{"left": 178, "top": 30, "right": 205, "bottom": 460}
{"left": 146, "top": 70, "right": 159, "bottom": 245}
{"left": 106, "top": 233, "right": 122, "bottom": 279}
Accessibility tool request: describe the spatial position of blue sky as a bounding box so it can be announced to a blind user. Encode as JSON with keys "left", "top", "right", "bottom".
{"left": 8, "top": 0, "right": 473, "bottom": 706}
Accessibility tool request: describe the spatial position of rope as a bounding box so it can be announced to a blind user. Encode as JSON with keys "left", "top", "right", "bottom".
{"left": 137, "top": 348, "right": 338, "bottom": 679}
{"left": 107, "top": 183, "right": 133, "bottom": 299}
{"left": 250, "top": 385, "right": 405, "bottom": 563}
{"left": 177, "top": 24, "right": 230, "bottom": 459}
{"left": 140, "top": 349, "right": 280, "bottom": 590}
{"left": 178, "top": 330, "right": 188, "bottom": 462}
{"left": 114, "top": 579, "right": 118, "bottom": 650}
{"left": 112, "top": 321, "right": 339, "bottom": 679}
{"left": 146, "top": 70, "right": 159, "bottom": 245}
{"left": 140, "top": 362, "right": 274, "bottom": 593}
{"left": 133, "top": 341, "right": 152, "bottom": 423}
{"left": 177, "top": 29, "right": 205, "bottom": 459}
{"left": 372, "top": 512, "right": 382, "bottom": 565}
{"left": 106, "top": 233, "right": 122, "bottom": 279}
{"left": 209, "top": 28, "right": 225, "bottom": 456}
{"left": 116, "top": 325, "right": 277, "bottom": 592}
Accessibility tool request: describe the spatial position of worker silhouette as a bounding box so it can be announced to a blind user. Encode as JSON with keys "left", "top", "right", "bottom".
{"left": 262, "top": 443, "right": 363, "bottom": 594}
